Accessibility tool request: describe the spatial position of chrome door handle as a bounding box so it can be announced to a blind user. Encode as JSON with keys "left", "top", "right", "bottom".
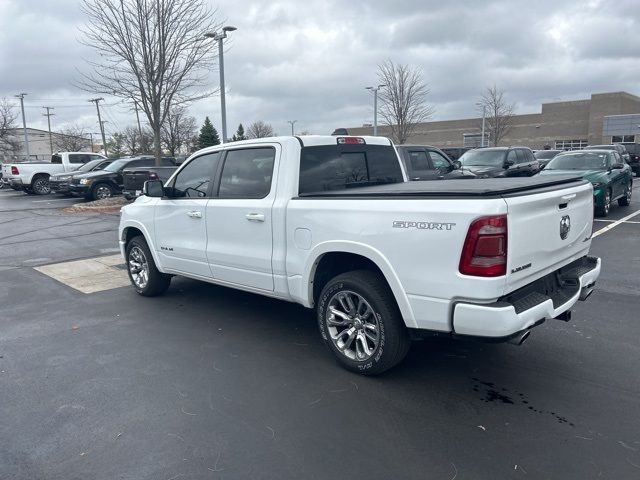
{"left": 187, "top": 210, "right": 202, "bottom": 218}
{"left": 245, "top": 213, "right": 265, "bottom": 222}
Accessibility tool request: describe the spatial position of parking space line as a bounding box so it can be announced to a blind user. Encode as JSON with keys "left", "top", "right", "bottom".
{"left": 594, "top": 219, "right": 640, "bottom": 224}
{"left": 31, "top": 198, "right": 81, "bottom": 203}
{"left": 592, "top": 208, "right": 640, "bottom": 238}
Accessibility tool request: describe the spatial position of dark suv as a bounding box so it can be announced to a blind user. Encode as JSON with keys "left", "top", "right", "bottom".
{"left": 458, "top": 147, "right": 540, "bottom": 177}
{"left": 69, "top": 156, "right": 170, "bottom": 200}
{"left": 584, "top": 144, "right": 630, "bottom": 164}
{"left": 621, "top": 143, "right": 640, "bottom": 175}
{"left": 396, "top": 145, "right": 474, "bottom": 180}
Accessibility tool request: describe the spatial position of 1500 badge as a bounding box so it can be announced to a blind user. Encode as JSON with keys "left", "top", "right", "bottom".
{"left": 393, "top": 221, "right": 456, "bottom": 231}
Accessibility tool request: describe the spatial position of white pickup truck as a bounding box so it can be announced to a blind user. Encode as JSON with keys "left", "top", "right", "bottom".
{"left": 2, "top": 152, "right": 107, "bottom": 194}
{"left": 118, "top": 136, "right": 601, "bottom": 374}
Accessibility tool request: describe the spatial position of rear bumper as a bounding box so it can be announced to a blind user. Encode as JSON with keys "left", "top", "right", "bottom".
{"left": 453, "top": 256, "right": 601, "bottom": 338}
{"left": 9, "top": 178, "right": 23, "bottom": 187}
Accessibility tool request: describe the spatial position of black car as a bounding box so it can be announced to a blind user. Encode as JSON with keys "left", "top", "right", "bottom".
{"left": 534, "top": 149, "right": 562, "bottom": 167}
{"left": 458, "top": 147, "right": 540, "bottom": 177}
{"left": 621, "top": 143, "right": 640, "bottom": 175}
{"left": 396, "top": 145, "right": 474, "bottom": 181}
{"left": 49, "top": 158, "right": 114, "bottom": 195}
{"left": 69, "top": 156, "right": 171, "bottom": 200}
{"left": 440, "top": 147, "right": 470, "bottom": 161}
{"left": 122, "top": 163, "right": 179, "bottom": 199}
{"left": 584, "top": 144, "right": 630, "bottom": 164}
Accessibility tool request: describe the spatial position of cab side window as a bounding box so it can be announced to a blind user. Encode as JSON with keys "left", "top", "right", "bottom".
{"left": 218, "top": 148, "right": 275, "bottom": 199}
{"left": 69, "top": 154, "right": 90, "bottom": 164}
{"left": 171, "top": 152, "right": 220, "bottom": 198}
{"left": 407, "top": 150, "right": 431, "bottom": 171}
{"left": 428, "top": 150, "right": 451, "bottom": 169}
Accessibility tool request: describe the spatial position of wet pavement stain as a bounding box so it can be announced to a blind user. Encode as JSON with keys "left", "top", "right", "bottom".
{"left": 472, "top": 378, "right": 575, "bottom": 426}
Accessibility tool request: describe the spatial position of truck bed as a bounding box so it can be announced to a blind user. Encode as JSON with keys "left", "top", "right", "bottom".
{"left": 298, "top": 175, "right": 586, "bottom": 198}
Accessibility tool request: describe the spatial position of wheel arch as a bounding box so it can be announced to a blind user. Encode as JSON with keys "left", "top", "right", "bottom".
{"left": 121, "top": 222, "right": 164, "bottom": 273}
{"left": 303, "top": 242, "right": 416, "bottom": 328}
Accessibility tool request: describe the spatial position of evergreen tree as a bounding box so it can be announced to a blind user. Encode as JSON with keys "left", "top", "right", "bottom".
{"left": 198, "top": 116, "right": 220, "bottom": 148}
{"left": 231, "top": 123, "right": 247, "bottom": 142}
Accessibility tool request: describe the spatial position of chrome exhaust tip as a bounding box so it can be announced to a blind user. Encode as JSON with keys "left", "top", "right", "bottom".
{"left": 507, "top": 330, "right": 531, "bottom": 346}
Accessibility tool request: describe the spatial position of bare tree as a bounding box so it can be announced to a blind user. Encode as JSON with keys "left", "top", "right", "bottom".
{"left": 377, "top": 60, "right": 434, "bottom": 144}
{"left": 79, "top": 0, "right": 219, "bottom": 165}
{"left": 161, "top": 106, "right": 197, "bottom": 156}
{"left": 246, "top": 120, "right": 275, "bottom": 139}
{"left": 55, "top": 125, "right": 91, "bottom": 151}
{"left": 0, "top": 97, "right": 21, "bottom": 159}
{"left": 123, "top": 125, "right": 154, "bottom": 155}
{"left": 478, "top": 85, "right": 515, "bottom": 147}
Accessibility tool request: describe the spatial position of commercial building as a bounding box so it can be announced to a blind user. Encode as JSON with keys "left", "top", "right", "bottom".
{"left": 0, "top": 127, "right": 92, "bottom": 162}
{"left": 349, "top": 91, "right": 640, "bottom": 149}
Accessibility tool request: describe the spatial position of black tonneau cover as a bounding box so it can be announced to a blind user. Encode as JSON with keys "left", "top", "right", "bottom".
{"left": 298, "top": 175, "right": 587, "bottom": 198}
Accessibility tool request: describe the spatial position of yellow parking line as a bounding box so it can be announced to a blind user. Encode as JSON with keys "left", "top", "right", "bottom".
{"left": 592, "top": 209, "right": 640, "bottom": 238}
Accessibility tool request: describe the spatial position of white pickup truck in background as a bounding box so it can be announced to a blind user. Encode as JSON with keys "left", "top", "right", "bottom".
{"left": 118, "top": 135, "right": 601, "bottom": 374}
{"left": 2, "top": 152, "right": 107, "bottom": 195}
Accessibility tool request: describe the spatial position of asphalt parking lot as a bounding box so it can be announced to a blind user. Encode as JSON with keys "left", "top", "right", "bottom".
{"left": 1, "top": 185, "right": 639, "bottom": 479}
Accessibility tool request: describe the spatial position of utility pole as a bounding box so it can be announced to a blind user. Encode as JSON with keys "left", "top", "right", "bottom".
{"left": 365, "top": 84, "right": 386, "bottom": 136}
{"left": 288, "top": 120, "right": 297, "bottom": 136}
{"left": 89, "top": 98, "right": 107, "bottom": 155}
{"left": 15, "top": 93, "right": 30, "bottom": 159}
{"left": 42, "top": 106, "right": 55, "bottom": 154}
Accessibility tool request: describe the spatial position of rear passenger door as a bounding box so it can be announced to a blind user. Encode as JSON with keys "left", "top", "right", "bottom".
{"left": 205, "top": 146, "right": 279, "bottom": 291}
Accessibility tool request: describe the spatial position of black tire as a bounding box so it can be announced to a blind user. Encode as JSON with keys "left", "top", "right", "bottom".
{"left": 91, "top": 182, "right": 113, "bottom": 201}
{"left": 596, "top": 188, "right": 612, "bottom": 217}
{"left": 618, "top": 182, "right": 632, "bottom": 206}
{"left": 23, "top": 187, "right": 36, "bottom": 195}
{"left": 31, "top": 175, "right": 51, "bottom": 195}
{"left": 125, "top": 235, "right": 171, "bottom": 296}
{"left": 316, "top": 270, "right": 410, "bottom": 375}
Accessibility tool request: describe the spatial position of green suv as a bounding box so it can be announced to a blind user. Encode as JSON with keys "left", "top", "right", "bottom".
{"left": 539, "top": 149, "right": 633, "bottom": 217}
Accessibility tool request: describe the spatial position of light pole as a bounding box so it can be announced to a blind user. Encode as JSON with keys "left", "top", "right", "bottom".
{"left": 365, "top": 84, "right": 386, "bottom": 136}
{"left": 205, "top": 25, "right": 237, "bottom": 144}
{"left": 15, "top": 93, "right": 30, "bottom": 159}
{"left": 287, "top": 120, "right": 297, "bottom": 135}
{"left": 476, "top": 102, "right": 487, "bottom": 148}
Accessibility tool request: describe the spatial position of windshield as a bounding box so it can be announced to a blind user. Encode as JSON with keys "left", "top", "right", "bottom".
{"left": 546, "top": 152, "right": 610, "bottom": 170}
{"left": 78, "top": 158, "right": 105, "bottom": 172}
{"left": 535, "top": 150, "right": 560, "bottom": 160}
{"left": 104, "top": 159, "right": 128, "bottom": 172}
{"left": 584, "top": 145, "right": 614, "bottom": 151}
{"left": 459, "top": 149, "right": 506, "bottom": 166}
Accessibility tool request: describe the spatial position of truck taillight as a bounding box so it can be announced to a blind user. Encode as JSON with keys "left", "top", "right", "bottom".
{"left": 11, "top": 166, "right": 19, "bottom": 175}
{"left": 459, "top": 215, "right": 507, "bottom": 277}
{"left": 337, "top": 137, "right": 365, "bottom": 145}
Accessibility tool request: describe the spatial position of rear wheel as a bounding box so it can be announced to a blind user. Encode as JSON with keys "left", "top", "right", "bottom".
{"left": 92, "top": 183, "right": 113, "bottom": 201}
{"left": 31, "top": 175, "right": 51, "bottom": 195}
{"left": 316, "top": 270, "right": 410, "bottom": 375}
{"left": 618, "top": 182, "right": 632, "bottom": 206}
{"left": 125, "top": 235, "right": 171, "bottom": 296}
{"left": 596, "top": 188, "right": 611, "bottom": 217}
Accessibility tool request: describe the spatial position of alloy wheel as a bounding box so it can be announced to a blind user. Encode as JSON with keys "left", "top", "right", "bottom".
{"left": 95, "top": 185, "right": 112, "bottom": 200}
{"left": 604, "top": 191, "right": 611, "bottom": 215}
{"left": 326, "top": 290, "right": 381, "bottom": 361}
{"left": 128, "top": 246, "right": 149, "bottom": 289}
{"left": 33, "top": 178, "right": 51, "bottom": 195}
{"left": 626, "top": 184, "right": 632, "bottom": 203}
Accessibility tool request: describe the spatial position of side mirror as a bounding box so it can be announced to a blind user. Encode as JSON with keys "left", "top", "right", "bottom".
{"left": 142, "top": 179, "right": 164, "bottom": 197}
{"left": 504, "top": 159, "right": 515, "bottom": 168}
{"left": 452, "top": 160, "right": 462, "bottom": 170}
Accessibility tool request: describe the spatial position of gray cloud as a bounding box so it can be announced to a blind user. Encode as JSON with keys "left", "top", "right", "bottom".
{"left": 1, "top": 0, "right": 639, "bottom": 138}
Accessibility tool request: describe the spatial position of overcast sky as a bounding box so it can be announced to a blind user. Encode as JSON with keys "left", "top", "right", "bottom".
{"left": 1, "top": 0, "right": 639, "bottom": 139}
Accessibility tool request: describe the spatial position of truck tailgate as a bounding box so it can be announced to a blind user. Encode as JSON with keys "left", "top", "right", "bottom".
{"left": 123, "top": 171, "right": 150, "bottom": 191}
{"left": 504, "top": 181, "right": 593, "bottom": 294}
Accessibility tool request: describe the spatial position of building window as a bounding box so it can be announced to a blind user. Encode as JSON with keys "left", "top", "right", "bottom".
{"left": 555, "top": 139, "right": 588, "bottom": 150}
{"left": 611, "top": 135, "right": 635, "bottom": 143}
{"left": 463, "top": 133, "right": 490, "bottom": 148}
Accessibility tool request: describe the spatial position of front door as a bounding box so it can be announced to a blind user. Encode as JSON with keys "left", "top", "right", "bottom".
{"left": 206, "top": 146, "right": 278, "bottom": 291}
{"left": 153, "top": 152, "right": 220, "bottom": 278}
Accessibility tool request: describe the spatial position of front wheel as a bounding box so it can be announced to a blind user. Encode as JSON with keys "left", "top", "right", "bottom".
{"left": 125, "top": 236, "right": 171, "bottom": 296}
{"left": 316, "top": 270, "right": 411, "bottom": 375}
{"left": 92, "top": 183, "right": 113, "bottom": 201}
{"left": 596, "top": 188, "right": 611, "bottom": 217}
{"left": 618, "top": 182, "right": 632, "bottom": 206}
